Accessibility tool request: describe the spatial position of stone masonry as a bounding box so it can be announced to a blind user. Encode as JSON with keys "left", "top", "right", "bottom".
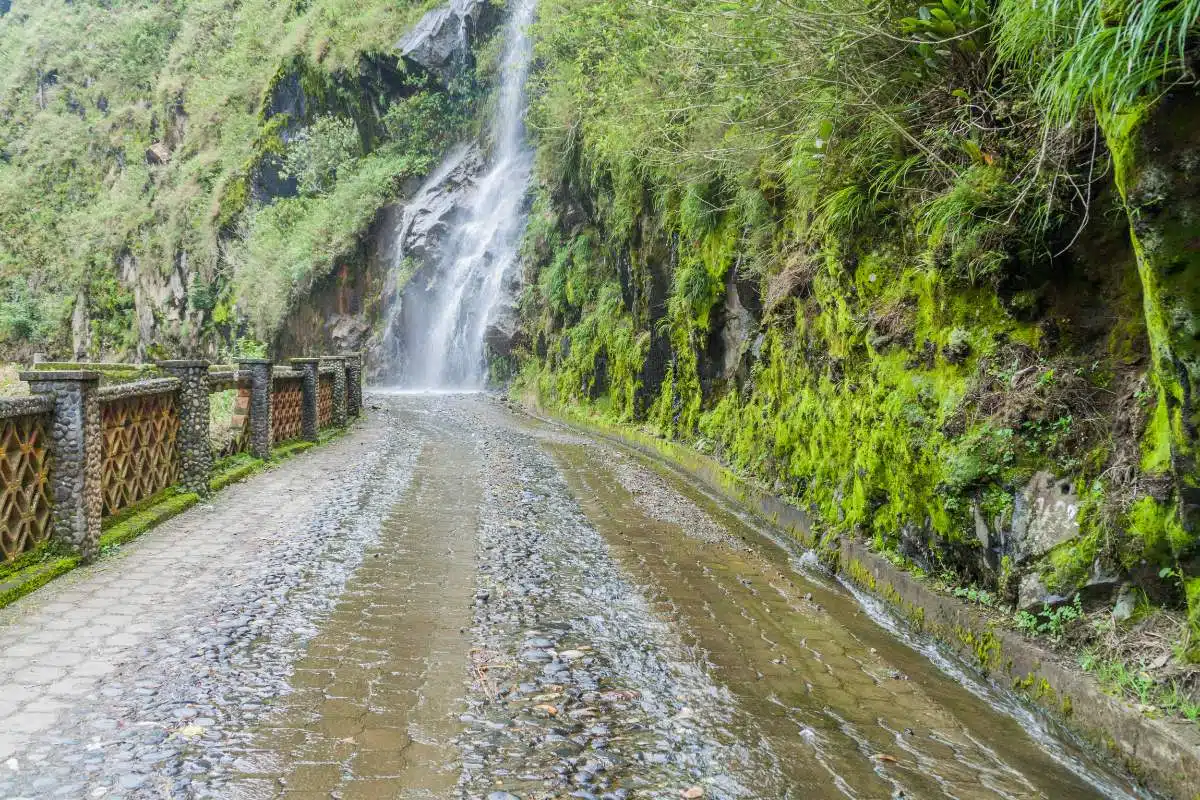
{"left": 342, "top": 352, "right": 363, "bottom": 417}
{"left": 19, "top": 371, "right": 103, "bottom": 562}
{"left": 238, "top": 359, "right": 274, "bottom": 459}
{"left": 290, "top": 359, "right": 321, "bottom": 442}
{"left": 325, "top": 356, "right": 348, "bottom": 427}
{"left": 157, "top": 361, "right": 212, "bottom": 496}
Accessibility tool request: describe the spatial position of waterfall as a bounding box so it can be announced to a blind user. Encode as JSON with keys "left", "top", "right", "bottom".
{"left": 381, "top": 0, "right": 537, "bottom": 389}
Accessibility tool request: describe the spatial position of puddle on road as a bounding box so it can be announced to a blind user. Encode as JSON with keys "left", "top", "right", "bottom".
{"left": 231, "top": 432, "right": 479, "bottom": 800}
{"left": 547, "top": 439, "right": 1146, "bottom": 800}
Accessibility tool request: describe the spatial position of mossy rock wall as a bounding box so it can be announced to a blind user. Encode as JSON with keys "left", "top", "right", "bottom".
{"left": 514, "top": 93, "right": 1200, "bottom": 653}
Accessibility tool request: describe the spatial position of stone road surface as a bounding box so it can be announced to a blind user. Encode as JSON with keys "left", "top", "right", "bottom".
{"left": 0, "top": 394, "right": 1148, "bottom": 799}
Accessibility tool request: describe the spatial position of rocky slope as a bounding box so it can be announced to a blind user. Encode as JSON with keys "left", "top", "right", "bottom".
{"left": 0, "top": 0, "right": 500, "bottom": 361}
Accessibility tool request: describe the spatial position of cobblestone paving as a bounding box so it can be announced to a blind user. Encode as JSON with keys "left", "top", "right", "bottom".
{"left": 0, "top": 394, "right": 1147, "bottom": 800}
{"left": 0, "top": 401, "right": 420, "bottom": 798}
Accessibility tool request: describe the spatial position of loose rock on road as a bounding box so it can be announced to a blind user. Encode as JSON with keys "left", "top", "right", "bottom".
{"left": 0, "top": 394, "right": 1147, "bottom": 799}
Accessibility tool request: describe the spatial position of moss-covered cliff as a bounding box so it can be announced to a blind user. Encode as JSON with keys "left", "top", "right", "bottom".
{"left": 512, "top": 0, "right": 1200, "bottom": 690}
{"left": 0, "top": 0, "right": 497, "bottom": 360}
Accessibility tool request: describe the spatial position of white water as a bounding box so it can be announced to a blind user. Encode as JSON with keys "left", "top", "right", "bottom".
{"left": 383, "top": 0, "right": 537, "bottom": 389}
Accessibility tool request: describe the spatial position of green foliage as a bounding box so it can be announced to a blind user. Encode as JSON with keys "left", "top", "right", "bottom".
{"left": 231, "top": 141, "right": 439, "bottom": 332}
{"left": 284, "top": 115, "right": 363, "bottom": 196}
{"left": 1014, "top": 595, "right": 1084, "bottom": 642}
{"left": 0, "top": 0, "right": 464, "bottom": 353}
{"left": 952, "top": 585, "right": 997, "bottom": 607}
{"left": 994, "top": 0, "right": 1200, "bottom": 127}
{"left": 218, "top": 336, "right": 268, "bottom": 361}
{"left": 1081, "top": 651, "right": 1200, "bottom": 725}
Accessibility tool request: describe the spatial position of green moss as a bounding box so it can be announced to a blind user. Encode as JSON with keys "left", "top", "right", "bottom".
{"left": 32, "top": 363, "right": 161, "bottom": 382}
{"left": 0, "top": 556, "right": 81, "bottom": 609}
{"left": 1126, "top": 495, "right": 1188, "bottom": 567}
{"left": 1103, "top": 98, "right": 1200, "bottom": 541}
{"left": 211, "top": 453, "right": 264, "bottom": 492}
{"left": 0, "top": 541, "right": 71, "bottom": 582}
{"left": 100, "top": 492, "right": 201, "bottom": 550}
{"left": 1186, "top": 577, "right": 1200, "bottom": 662}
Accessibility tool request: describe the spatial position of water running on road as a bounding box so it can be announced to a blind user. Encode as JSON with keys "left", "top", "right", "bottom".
{"left": 0, "top": 395, "right": 1153, "bottom": 799}
{"left": 234, "top": 395, "right": 1145, "bottom": 799}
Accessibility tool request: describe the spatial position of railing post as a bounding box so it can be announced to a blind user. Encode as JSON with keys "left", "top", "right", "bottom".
{"left": 238, "top": 359, "right": 273, "bottom": 459}
{"left": 19, "top": 369, "right": 102, "bottom": 562}
{"left": 289, "top": 358, "right": 321, "bottom": 442}
{"left": 157, "top": 360, "right": 213, "bottom": 497}
{"left": 324, "top": 356, "right": 348, "bottom": 427}
{"left": 341, "top": 352, "right": 363, "bottom": 417}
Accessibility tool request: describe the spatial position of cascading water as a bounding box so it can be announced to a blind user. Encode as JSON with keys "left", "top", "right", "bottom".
{"left": 382, "top": 0, "right": 537, "bottom": 389}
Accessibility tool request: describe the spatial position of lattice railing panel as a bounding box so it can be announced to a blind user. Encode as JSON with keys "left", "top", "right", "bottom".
{"left": 318, "top": 375, "right": 334, "bottom": 429}
{"left": 101, "top": 391, "right": 179, "bottom": 517}
{"left": 0, "top": 412, "right": 52, "bottom": 561}
{"left": 272, "top": 378, "right": 303, "bottom": 443}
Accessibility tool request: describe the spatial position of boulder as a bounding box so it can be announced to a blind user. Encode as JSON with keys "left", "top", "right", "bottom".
{"left": 1111, "top": 584, "right": 1138, "bottom": 624}
{"left": 1018, "top": 572, "right": 1071, "bottom": 612}
{"left": 396, "top": 0, "right": 500, "bottom": 86}
{"left": 1008, "top": 471, "right": 1080, "bottom": 564}
{"left": 145, "top": 142, "right": 171, "bottom": 165}
{"left": 484, "top": 280, "right": 523, "bottom": 357}
{"left": 326, "top": 313, "right": 372, "bottom": 353}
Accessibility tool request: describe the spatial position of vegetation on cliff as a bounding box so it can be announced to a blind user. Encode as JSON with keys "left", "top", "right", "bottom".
{"left": 0, "top": 0, "right": 487, "bottom": 358}
{"left": 514, "top": 0, "right": 1200, "bottom": 694}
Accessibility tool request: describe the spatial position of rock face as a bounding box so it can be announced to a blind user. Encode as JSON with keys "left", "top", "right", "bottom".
{"left": 274, "top": 250, "right": 383, "bottom": 361}
{"left": 395, "top": 145, "right": 482, "bottom": 265}
{"left": 483, "top": 274, "right": 524, "bottom": 358}
{"left": 119, "top": 252, "right": 200, "bottom": 361}
{"left": 397, "top": 0, "right": 500, "bottom": 86}
{"left": 276, "top": 146, "right": 487, "bottom": 374}
{"left": 715, "top": 267, "right": 758, "bottom": 383}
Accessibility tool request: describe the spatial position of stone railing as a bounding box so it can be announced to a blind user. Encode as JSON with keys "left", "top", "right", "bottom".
{"left": 3, "top": 354, "right": 364, "bottom": 563}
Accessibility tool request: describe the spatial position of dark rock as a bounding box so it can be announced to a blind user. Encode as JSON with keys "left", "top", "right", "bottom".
{"left": 1111, "top": 584, "right": 1138, "bottom": 624}
{"left": 1017, "top": 572, "right": 1070, "bottom": 612}
{"left": 145, "top": 142, "right": 171, "bottom": 165}
{"left": 397, "top": 0, "right": 501, "bottom": 86}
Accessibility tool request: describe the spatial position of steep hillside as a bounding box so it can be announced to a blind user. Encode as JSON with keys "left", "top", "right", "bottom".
{"left": 513, "top": 0, "right": 1200, "bottom": 704}
{"left": 0, "top": 0, "right": 497, "bottom": 360}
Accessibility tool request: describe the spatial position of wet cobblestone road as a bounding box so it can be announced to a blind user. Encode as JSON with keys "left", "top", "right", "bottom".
{"left": 0, "top": 394, "right": 1149, "bottom": 799}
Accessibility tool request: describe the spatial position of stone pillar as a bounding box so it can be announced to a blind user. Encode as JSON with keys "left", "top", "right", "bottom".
{"left": 290, "top": 358, "right": 321, "bottom": 442}
{"left": 238, "top": 359, "right": 273, "bottom": 459}
{"left": 324, "top": 356, "right": 348, "bottom": 427}
{"left": 341, "top": 352, "right": 363, "bottom": 417}
{"left": 157, "top": 360, "right": 213, "bottom": 496}
{"left": 20, "top": 370, "right": 102, "bottom": 562}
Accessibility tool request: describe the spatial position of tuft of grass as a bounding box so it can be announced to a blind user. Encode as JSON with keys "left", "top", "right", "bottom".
{"left": 1081, "top": 650, "right": 1200, "bottom": 728}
